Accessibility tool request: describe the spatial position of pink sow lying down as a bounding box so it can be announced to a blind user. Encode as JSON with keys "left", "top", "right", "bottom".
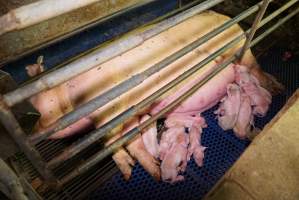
{"left": 27, "top": 59, "right": 274, "bottom": 183}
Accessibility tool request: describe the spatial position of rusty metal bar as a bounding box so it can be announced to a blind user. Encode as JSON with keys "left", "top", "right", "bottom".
{"left": 29, "top": 1, "right": 262, "bottom": 145}
{"left": 58, "top": 4, "right": 299, "bottom": 185}
{"left": 45, "top": 0, "right": 296, "bottom": 169}
{"left": 3, "top": 0, "right": 224, "bottom": 107}
{"left": 238, "top": 0, "right": 271, "bottom": 59}
{"left": 0, "top": 97, "right": 57, "bottom": 185}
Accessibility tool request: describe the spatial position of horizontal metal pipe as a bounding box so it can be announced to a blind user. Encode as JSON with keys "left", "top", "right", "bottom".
{"left": 0, "top": 0, "right": 154, "bottom": 36}
{"left": 46, "top": 33, "right": 245, "bottom": 169}
{"left": 3, "top": 0, "right": 224, "bottom": 107}
{"left": 58, "top": 5, "right": 299, "bottom": 185}
{"left": 29, "top": 1, "right": 261, "bottom": 145}
{"left": 0, "top": 0, "right": 160, "bottom": 67}
{"left": 45, "top": 0, "right": 296, "bottom": 169}
{"left": 59, "top": 51, "right": 237, "bottom": 186}
{"left": 20, "top": 0, "right": 206, "bottom": 86}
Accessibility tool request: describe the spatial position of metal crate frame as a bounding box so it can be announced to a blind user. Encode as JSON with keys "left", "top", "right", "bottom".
{"left": 0, "top": 0, "right": 298, "bottom": 198}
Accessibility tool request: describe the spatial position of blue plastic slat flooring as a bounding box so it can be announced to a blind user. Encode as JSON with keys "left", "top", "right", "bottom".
{"left": 88, "top": 48, "right": 299, "bottom": 200}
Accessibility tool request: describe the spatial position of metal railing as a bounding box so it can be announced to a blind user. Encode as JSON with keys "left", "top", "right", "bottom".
{"left": 0, "top": 0, "right": 298, "bottom": 188}
{"left": 2, "top": 0, "right": 224, "bottom": 107}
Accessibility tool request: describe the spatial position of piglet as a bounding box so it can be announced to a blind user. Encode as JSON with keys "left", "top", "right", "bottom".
{"left": 160, "top": 126, "right": 189, "bottom": 183}
{"left": 233, "top": 94, "right": 253, "bottom": 139}
{"left": 214, "top": 83, "right": 241, "bottom": 130}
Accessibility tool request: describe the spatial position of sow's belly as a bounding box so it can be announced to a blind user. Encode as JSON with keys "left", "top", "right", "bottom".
{"left": 30, "top": 11, "right": 254, "bottom": 138}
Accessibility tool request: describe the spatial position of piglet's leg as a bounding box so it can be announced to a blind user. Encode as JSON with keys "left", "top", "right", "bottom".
{"left": 124, "top": 117, "right": 161, "bottom": 181}
{"left": 233, "top": 94, "right": 252, "bottom": 139}
{"left": 127, "top": 135, "right": 161, "bottom": 180}
{"left": 112, "top": 148, "right": 135, "bottom": 181}
{"left": 188, "top": 126, "right": 206, "bottom": 167}
{"left": 140, "top": 114, "right": 159, "bottom": 158}
{"left": 105, "top": 133, "right": 135, "bottom": 181}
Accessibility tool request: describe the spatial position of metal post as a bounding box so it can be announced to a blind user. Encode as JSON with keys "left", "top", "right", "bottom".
{"left": 238, "top": 0, "right": 270, "bottom": 60}
{"left": 0, "top": 159, "right": 28, "bottom": 200}
{"left": 0, "top": 97, "right": 57, "bottom": 186}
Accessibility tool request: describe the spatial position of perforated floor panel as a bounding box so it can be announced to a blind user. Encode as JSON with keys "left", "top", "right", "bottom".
{"left": 88, "top": 48, "right": 299, "bottom": 200}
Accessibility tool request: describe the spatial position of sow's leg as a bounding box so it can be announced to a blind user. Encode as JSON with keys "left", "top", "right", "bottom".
{"left": 106, "top": 117, "right": 160, "bottom": 180}
{"left": 124, "top": 117, "right": 161, "bottom": 180}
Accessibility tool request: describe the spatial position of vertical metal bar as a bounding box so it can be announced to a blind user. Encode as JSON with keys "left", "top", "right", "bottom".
{"left": 0, "top": 97, "right": 57, "bottom": 186}
{"left": 179, "top": 0, "right": 183, "bottom": 8}
{"left": 238, "top": 0, "right": 270, "bottom": 60}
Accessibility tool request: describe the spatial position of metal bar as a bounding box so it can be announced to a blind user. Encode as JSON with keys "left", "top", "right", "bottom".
{"left": 0, "top": 1, "right": 156, "bottom": 67}
{"left": 58, "top": 5, "right": 299, "bottom": 186}
{"left": 20, "top": 0, "right": 206, "bottom": 86}
{"left": 257, "top": 0, "right": 299, "bottom": 28}
{"left": 3, "top": 0, "right": 224, "bottom": 107}
{"left": 0, "top": 0, "right": 154, "bottom": 36}
{"left": 47, "top": 33, "right": 245, "bottom": 169}
{"left": 238, "top": 0, "right": 271, "bottom": 59}
{"left": 0, "top": 158, "right": 28, "bottom": 200}
{"left": 45, "top": 0, "right": 295, "bottom": 169}
{"left": 59, "top": 53, "right": 237, "bottom": 186}
{"left": 251, "top": 6, "right": 299, "bottom": 47}
{"left": 0, "top": 98, "right": 57, "bottom": 185}
{"left": 29, "top": 1, "right": 261, "bottom": 145}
